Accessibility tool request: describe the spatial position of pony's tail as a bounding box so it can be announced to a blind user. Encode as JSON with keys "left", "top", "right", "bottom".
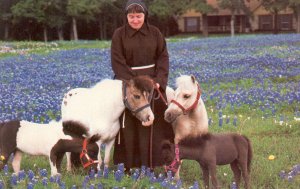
{"left": 243, "top": 135, "right": 253, "bottom": 174}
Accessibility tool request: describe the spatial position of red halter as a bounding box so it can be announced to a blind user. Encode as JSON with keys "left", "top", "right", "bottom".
{"left": 170, "top": 84, "right": 202, "bottom": 115}
{"left": 80, "top": 138, "right": 99, "bottom": 168}
{"left": 164, "top": 144, "right": 181, "bottom": 173}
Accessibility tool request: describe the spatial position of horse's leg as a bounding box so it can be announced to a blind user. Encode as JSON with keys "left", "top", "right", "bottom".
{"left": 49, "top": 156, "right": 58, "bottom": 176}
{"left": 230, "top": 160, "right": 241, "bottom": 188}
{"left": 208, "top": 164, "right": 219, "bottom": 189}
{"left": 239, "top": 160, "right": 250, "bottom": 189}
{"left": 96, "top": 141, "right": 103, "bottom": 170}
{"left": 66, "top": 152, "right": 72, "bottom": 171}
{"left": 12, "top": 150, "right": 22, "bottom": 174}
{"left": 199, "top": 163, "right": 210, "bottom": 189}
{"left": 55, "top": 152, "right": 65, "bottom": 174}
{"left": 174, "top": 161, "right": 182, "bottom": 180}
{"left": 103, "top": 139, "right": 114, "bottom": 168}
{"left": 237, "top": 146, "right": 250, "bottom": 189}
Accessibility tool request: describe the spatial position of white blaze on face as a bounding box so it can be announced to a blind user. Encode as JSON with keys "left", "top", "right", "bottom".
{"left": 141, "top": 109, "right": 154, "bottom": 126}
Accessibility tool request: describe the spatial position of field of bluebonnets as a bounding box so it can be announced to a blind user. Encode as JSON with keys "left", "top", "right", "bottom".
{"left": 0, "top": 34, "right": 300, "bottom": 188}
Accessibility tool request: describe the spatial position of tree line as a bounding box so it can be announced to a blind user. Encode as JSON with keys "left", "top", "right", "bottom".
{"left": 0, "top": 0, "right": 299, "bottom": 41}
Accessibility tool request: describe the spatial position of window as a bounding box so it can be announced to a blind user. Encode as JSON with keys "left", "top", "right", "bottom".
{"left": 184, "top": 17, "right": 200, "bottom": 32}
{"left": 278, "top": 14, "right": 292, "bottom": 30}
{"left": 259, "top": 15, "right": 273, "bottom": 30}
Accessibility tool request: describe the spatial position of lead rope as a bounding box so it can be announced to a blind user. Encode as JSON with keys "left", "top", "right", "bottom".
{"left": 150, "top": 85, "right": 168, "bottom": 169}
{"left": 154, "top": 85, "right": 168, "bottom": 106}
{"left": 149, "top": 98, "right": 154, "bottom": 169}
{"left": 118, "top": 111, "right": 126, "bottom": 145}
{"left": 164, "top": 144, "right": 181, "bottom": 173}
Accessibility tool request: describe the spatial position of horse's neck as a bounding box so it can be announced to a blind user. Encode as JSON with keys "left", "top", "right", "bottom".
{"left": 187, "top": 97, "right": 208, "bottom": 131}
{"left": 173, "top": 100, "right": 208, "bottom": 144}
{"left": 97, "top": 80, "right": 125, "bottom": 120}
{"left": 179, "top": 144, "right": 202, "bottom": 160}
{"left": 193, "top": 98, "right": 208, "bottom": 124}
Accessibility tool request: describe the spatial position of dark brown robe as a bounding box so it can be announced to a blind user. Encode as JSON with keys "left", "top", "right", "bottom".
{"left": 111, "top": 22, "right": 174, "bottom": 169}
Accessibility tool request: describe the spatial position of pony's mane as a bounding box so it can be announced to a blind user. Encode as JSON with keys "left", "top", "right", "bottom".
{"left": 175, "top": 75, "right": 196, "bottom": 88}
{"left": 132, "top": 75, "right": 154, "bottom": 92}
{"left": 179, "top": 133, "right": 212, "bottom": 147}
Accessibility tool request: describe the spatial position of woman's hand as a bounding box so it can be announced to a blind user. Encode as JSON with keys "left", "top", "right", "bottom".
{"left": 156, "top": 83, "right": 160, "bottom": 89}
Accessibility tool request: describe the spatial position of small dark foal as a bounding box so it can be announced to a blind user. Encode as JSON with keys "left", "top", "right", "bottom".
{"left": 50, "top": 137, "right": 99, "bottom": 172}
{"left": 162, "top": 133, "right": 252, "bottom": 189}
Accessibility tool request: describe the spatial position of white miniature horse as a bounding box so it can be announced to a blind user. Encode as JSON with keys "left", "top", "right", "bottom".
{"left": 0, "top": 120, "right": 72, "bottom": 176}
{"left": 58, "top": 76, "right": 155, "bottom": 169}
{"left": 164, "top": 75, "right": 209, "bottom": 179}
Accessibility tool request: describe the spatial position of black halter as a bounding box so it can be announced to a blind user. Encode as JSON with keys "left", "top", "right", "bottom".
{"left": 122, "top": 81, "right": 153, "bottom": 115}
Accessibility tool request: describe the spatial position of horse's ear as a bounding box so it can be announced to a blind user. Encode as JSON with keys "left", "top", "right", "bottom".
{"left": 191, "top": 75, "right": 196, "bottom": 84}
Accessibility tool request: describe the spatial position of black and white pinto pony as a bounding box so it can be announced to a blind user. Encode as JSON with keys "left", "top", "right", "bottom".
{"left": 51, "top": 75, "right": 156, "bottom": 170}
{"left": 164, "top": 75, "right": 209, "bottom": 179}
{"left": 0, "top": 120, "right": 72, "bottom": 176}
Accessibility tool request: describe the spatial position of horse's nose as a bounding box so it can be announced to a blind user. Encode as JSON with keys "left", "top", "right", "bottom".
{"left": 164, "top": 112, "right": 172, "bottom": 123}
{"left": 146, "top": 115, "right": 150, "bottom": 122}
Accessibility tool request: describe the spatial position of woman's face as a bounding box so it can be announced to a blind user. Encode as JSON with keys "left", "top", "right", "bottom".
{"left": 127, "top": 13, "right": 145, "bottom": 30}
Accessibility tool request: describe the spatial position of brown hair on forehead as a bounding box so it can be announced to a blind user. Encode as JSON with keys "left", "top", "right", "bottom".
{"left": 126, "top": 4, "right": 145, "bottom": 14}
{"left": 132, "top": 75, "right": 154, "bottom": 93}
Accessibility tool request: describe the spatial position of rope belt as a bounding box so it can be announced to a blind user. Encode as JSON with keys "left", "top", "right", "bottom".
{"left": 131, "top": 64, "right": 155, "bottom": 70}
{"left": 80, "top": 138, "right": 99, "bottom": 168}
{"left": 164, "top": 144, "right": 181, "bottom": 173}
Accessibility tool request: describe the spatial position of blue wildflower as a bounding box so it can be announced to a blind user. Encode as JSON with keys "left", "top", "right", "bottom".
{"left": 42, "top": 177, "right": 48, "bottom": 186}
{"left": 18, "top": 170, "right": 26, "bottom": 180}
{"left": 97, "top": 183, "right": 103, "bottom": 189}
{"left": 89, "top": 169, "right": 96, "bottom": 179}
{"left": 103, "top": 167, "right": 109, "bottom": 179}
{"left": 230, "top": 182, "right": 237, "bottom": 189}
{"left": 10, "top": 173, "right": 18, "bottom": 186}
{"left": 27, "top": 182, "right": 34, "bottom": 189}
{"left": 27, "top": 170, "right": 35, "bottom": 180}
{"left": 3, "top": 165, "right": 8, "bottom": 176}
{"left": 0, "top": 180, "right": 3, "bottom": 189}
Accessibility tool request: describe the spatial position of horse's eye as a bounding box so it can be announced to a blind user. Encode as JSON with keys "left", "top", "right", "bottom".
{"left": 134, "top": 95, "right": 141, "bottom": 99}
{"left": 183, "top": 94, "right": 190, "bottom": 99}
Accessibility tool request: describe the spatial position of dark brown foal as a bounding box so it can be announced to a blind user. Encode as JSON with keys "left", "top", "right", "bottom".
{"left": 162, "top": 133, "right": 252, "bottom": 189}
{"left": 50, "top": 137, "right": 99, "bottom": 172}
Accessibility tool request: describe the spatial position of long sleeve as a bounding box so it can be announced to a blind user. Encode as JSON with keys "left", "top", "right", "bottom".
{"left": 111, "top": 29, "right": 135, "bottom": 80}
{"left": 153, "top": 31, "right": 169, "bottom": 91}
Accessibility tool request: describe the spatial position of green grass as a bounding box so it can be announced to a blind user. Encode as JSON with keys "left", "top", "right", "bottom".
{"left": 0, "top": 113, "right": 299, "bottom": 188}
{"left": 0, "top": 39, "right": 299, "bottom": 188}
{"left": 0, "top": 40, "right": 110, "bottom": 59}
{"left": 178, "top": 115, "right": 300, "bottom": 189}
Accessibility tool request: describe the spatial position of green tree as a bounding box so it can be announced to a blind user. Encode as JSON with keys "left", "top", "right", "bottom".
{"left": 260, "top": 0, "right": 289, "bottom": 34}
{"left": 217, "top": 0, "right": 251, "bottom": 37}
{"left": 188, "top": 0, "right": 215, "bottom": 37}
{"left": 46, "top": 0, "right": 68, "bottom": 40}
{"left": 67, "top": 0, "right": 103, "bottom": 40}
{"left": 0, "top": 0, "right": 19, "bottom": 40}
{"left": 11, "top": 0, "right": 57, "bottom": 41}
{"left": 96, "top": 0, "right": 122, "bottom": 40}
{"left": 149, "top": 0, "right": 188, "bottom": 36}
{"left": 289, "top": 0, "right": 300, "bottom": 33}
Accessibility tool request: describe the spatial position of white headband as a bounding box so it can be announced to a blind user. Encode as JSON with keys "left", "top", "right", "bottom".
{"left": 126, "top": 3, "right": 145, "bottom": 13}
